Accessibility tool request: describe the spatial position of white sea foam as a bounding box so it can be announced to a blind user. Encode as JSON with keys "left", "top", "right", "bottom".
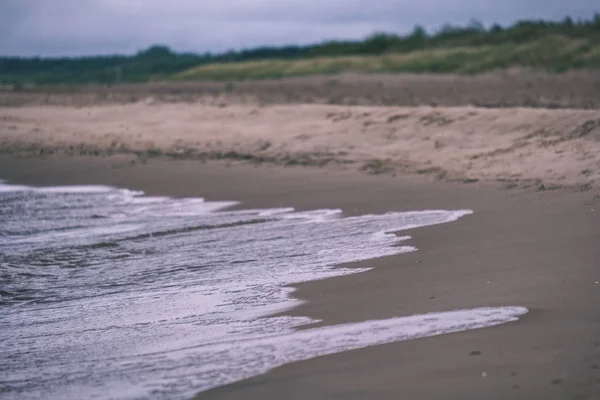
{"left": 0, "top": 181, "right": 526, "bottom": 400}
{"left": 35, "top": 185, "right": 118, "bottom": 193}
{"left": 0, "top": 180, "right": 31, "bottom": 192}
{"left": 0, "top": 180, "right": 119, "bottom": 193}
{"left": 27, "top": 307, "right": 528, "bottom": 400}
{"left": 174, "top": 306, "right": 528, "bottom": 395}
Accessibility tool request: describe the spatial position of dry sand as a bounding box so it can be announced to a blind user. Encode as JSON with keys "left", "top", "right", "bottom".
{"left": 0, "top": 156, "right": 599, "bottom": 400}
{"left": 1, "top": 101, "right": 599, "bottom": 191}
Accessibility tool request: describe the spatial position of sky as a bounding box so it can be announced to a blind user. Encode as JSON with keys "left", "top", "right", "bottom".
{"left": 0, "top": 0, "right": 597, "bottom": 57}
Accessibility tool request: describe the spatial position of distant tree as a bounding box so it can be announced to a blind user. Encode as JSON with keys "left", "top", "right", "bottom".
{"left": 562, "top": 16, "right": 574, "bottom": 28}
{"left": 136, "top": 45, "right": 174, "bottom": 59}
{"left": 359, "top": 33, "right": 398, "bottom": 54}
{"left": 402, "top": 25, "right": 428, "bottom": 50}
{"left": 411, "top": 25, "right": 427, "bottom": 38}
{"left": 490, "top": 24, "right": 503, "bottom": 33}
{"left": 2, "top": 14, "right": 599, "bottom": 85}
{"left": 469, "top": 19, "right": 485, "bottom": 32}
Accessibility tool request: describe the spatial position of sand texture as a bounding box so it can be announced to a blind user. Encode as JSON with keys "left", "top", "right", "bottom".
{"left": 1, "top": 102, "right": 599, "bottom": 191}
{"left": 1, "top": 157, "right": 599, "bottom": 400}
{"left": 1, "top": 73, "right": 600, "bottom": 399}
{"left": 2, "top": 71, "right": 600, "bottom": 109}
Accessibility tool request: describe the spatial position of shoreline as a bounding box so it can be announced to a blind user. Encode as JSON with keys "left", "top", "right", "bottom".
{"left": 1, "top": 155, "right": 599, "bottom": 399}
{"left": 2, "top": 75, "right": 600, "bottom": 398}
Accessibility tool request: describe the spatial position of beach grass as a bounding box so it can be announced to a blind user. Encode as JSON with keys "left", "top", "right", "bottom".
{"left": 173, "top": 35, "right": 599, "bottom": 81}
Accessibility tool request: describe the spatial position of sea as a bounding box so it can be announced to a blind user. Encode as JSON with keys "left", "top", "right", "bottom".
{"left": 0, "top": 180, "right": 527, "bottom": 399}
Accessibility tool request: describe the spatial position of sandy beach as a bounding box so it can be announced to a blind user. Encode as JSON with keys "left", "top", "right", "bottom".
{"left": 3, "top": 71, "right": 600, "bottom": 109}
{"left": 1, "top": 155, "right": 599, "bottom": 399}
{"left": 1, "top": 100, "right": 599, "bottom": 192}
{"left": 1, "top": 77, "right": 599, "bottom": 399}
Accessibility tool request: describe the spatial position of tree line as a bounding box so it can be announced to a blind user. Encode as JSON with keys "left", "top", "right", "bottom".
{"left": 1, "top": 14, "right": 599, "bottom": 85}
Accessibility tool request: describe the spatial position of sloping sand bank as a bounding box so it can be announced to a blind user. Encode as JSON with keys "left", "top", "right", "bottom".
{"left": 1, "top": 102, "right": 599, "bottom": 190}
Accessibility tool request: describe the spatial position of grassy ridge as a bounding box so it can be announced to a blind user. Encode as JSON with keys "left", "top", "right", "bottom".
{"left": 174, "top": 35, "right": 600, "bottom": 80}
{"left": 1, "top": 15, "right": 600, "bottom": 85}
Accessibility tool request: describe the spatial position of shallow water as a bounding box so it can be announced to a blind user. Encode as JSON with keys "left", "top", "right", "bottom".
{"left": 0, "top": 180, "right": 526, "bottom": 399}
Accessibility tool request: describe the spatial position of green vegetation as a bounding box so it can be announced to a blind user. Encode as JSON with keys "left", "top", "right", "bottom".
{"left": 0, "top": 45, "right": 203, "bottom": 85}
{"left": 175, "top": 35, "right": 600, "bottom": 80}
{"left": 2, "top": 15, "right": 600, "bottom": 85}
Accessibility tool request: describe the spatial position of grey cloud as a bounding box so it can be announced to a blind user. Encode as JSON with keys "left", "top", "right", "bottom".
{"left": 0, "top": 0, "right": 597, "bottom": 57}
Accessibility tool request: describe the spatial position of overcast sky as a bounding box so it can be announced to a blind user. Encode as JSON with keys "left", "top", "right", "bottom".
{"left": 0, "top": 0, "right": 597, "bottom": 57}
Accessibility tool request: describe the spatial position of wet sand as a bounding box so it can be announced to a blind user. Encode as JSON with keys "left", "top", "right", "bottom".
{"left": 1, "top": 155, "right": 599, "bottom": 399}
